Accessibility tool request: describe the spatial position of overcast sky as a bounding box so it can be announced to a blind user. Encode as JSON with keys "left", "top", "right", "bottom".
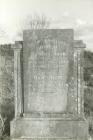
{"left": 0, "top": 0, "right": 93, "bottom": 51}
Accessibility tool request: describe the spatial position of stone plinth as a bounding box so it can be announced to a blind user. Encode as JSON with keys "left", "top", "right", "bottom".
{"left": 10, "top": 29, "right": 88, "bottom": 140}
{"left": 11, "top": 117, "right": 88, "bottom": 140}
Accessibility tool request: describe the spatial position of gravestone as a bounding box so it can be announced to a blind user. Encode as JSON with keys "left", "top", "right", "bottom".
{"left": 10, "top": 29, "right": 88, "bottom": 140}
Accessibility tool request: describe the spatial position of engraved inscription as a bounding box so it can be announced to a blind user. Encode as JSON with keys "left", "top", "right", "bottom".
{"left": 24, "top": 39, "right": 69, "bottom": 112}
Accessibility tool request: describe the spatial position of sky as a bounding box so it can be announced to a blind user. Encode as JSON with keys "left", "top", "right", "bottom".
{"left": 0, "top": 0, "right": 93, "bottom": 51}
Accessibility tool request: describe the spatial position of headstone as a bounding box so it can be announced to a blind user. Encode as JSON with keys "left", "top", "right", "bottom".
{"left": 10, "top": 29, "right": 88, "bottom": 140}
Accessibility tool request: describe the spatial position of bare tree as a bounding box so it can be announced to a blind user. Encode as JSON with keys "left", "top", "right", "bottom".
{"left": 16, "top": 14, "right": 51, "bottom": 41}
{"left": 29, "top": 14, "right": 50, "bottom": 29}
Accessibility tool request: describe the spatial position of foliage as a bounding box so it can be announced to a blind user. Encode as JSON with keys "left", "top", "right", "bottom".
{"left": 0, "top": 46, "right": 14, "bottom": 137}
{"left": 84, "top": 87, "right": 93, "bottom": 117}
{"left": 0, "top": 135, "right": 10, "bottom": 140}
{"left": 0, "top": 98, "right": 14, "bottom": 136}
{"left": 84, "top": 50, "right": 93, "bottom": 87}
{"left": 84, "top": 50, "right": 93, "bottom": 136}
{"left": 84, "top": 50, "right": 93, "bottom": 116}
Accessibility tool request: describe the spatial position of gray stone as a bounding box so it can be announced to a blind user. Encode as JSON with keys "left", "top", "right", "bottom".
{"left": 10, "top": 29, "right": 88, "bottom": 140}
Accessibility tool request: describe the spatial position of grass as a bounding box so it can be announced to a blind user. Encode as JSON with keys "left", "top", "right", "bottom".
{"left": 0, "top": 136, "right": 10, "bottom": 140}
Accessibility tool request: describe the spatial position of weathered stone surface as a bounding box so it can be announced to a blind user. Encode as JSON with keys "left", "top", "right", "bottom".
{"left": 23, "top": 29, "right": 74, "bottom": 114}
{"left": 10, "top": 29, "right": 88, "bottom": 140}
{"left": 11, "top": 117, "right": 88, "bottom": 140}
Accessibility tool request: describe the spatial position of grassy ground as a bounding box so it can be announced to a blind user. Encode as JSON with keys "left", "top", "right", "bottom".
{"left": 0, "top": 136, "right": 10, "bottom": 140}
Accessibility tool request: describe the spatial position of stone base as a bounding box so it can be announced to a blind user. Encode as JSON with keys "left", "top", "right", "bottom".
{"left": 10, "top": 117, "right": 88, "bottom": 140}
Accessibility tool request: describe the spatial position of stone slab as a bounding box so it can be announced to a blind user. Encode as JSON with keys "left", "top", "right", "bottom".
{"left": 23, "top": 29, "right": 74, "bottom": 113}
{"left": 10, "top": 29, "right": 88, "bottom": 140}
{"left": 11, "top": 138, "right": 88, "bottom": 140}
{"left": 10, "top": 117, "right": 88, "bottom": 140}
